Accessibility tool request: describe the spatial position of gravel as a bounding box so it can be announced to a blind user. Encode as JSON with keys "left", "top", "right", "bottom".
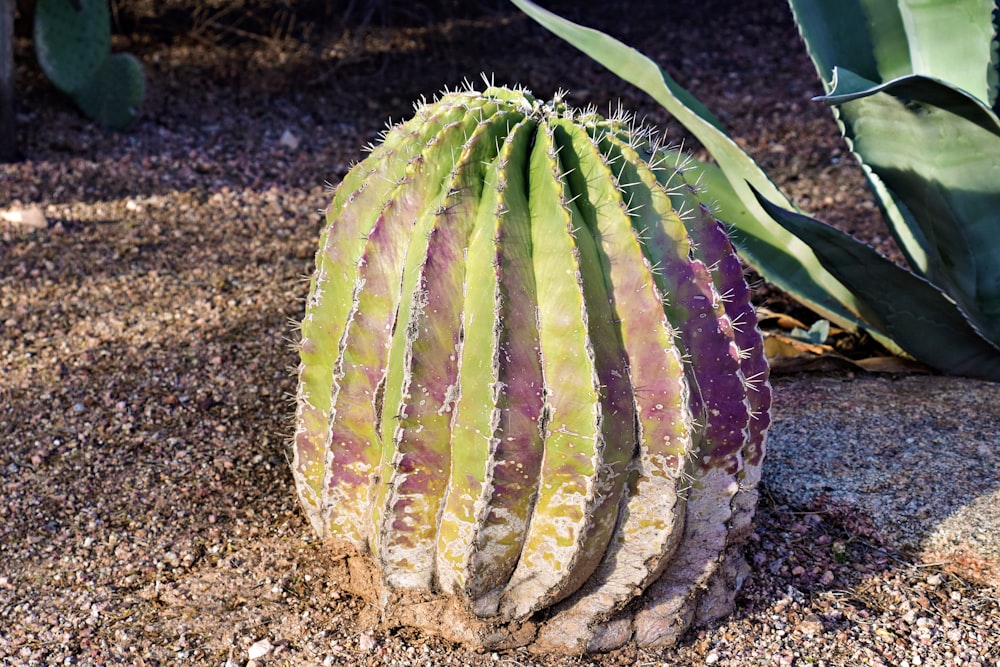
{"left": 2, "top": 0, "right": 998, "bottom": 664}
{"left": 765, "top": 374, "right": 1000, "bottom": 589}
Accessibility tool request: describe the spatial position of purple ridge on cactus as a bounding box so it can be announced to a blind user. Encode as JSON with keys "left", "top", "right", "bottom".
{"left": 656, "top": 166, "right": 772, "bottom": 520}
{"left": 681, "top": 196, "right": 771, "bottom": 534}
{"left": 320, "top": 101, "right": 503, "bottom": 549}
{"left": 435, "top": 117, "right": 547, "bottom": 605}
{"left": 662, "top": 185, "right": 772, "bottom": 633}
{"left": 374, "top": 109, "right": 515, "bottom": 588}
{"left": 295, "top": 95, "right": 486, "bottom": 534}
{"left": 625, "top": 172, "right": 752, "bottom": 651}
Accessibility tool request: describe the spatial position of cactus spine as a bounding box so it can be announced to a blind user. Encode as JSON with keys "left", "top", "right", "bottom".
{"left": 293, "top": 85, "right": 771, "bottom": 654}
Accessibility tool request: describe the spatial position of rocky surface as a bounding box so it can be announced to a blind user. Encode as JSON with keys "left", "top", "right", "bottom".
{"left": 767, "top": 374, "right": 1000, "bottom": 589}
{"left": 2, "top": 0, "right": 999, "bottom": 665}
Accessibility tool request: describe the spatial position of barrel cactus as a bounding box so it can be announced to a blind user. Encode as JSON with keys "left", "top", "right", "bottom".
{"left": 292, "top": 85, "right": 771, "bottom": 654}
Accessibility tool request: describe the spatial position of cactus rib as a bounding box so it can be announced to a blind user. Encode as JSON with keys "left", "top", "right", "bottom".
{"left": 497, "top": 121, "right": 636, "bottom": 620}
{"left": 434, "top": 117, "right": 547, "bottom": 606}
{"left": 372, "top": 107, "right": 518, "bottom": 588}
{"left": 295, "top": 95, "right": 487, "bottom": 536}
{"left": 532, "top": 124, "right": 695, "bottom": 652}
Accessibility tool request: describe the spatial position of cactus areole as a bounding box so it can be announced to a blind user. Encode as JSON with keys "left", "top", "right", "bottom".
{"left": 292, "top": 85, "right": 771, "bottom": 654}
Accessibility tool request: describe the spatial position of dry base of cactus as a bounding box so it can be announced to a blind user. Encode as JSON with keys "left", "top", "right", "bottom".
{"left": 321, "top": 537, "right": 751, "bottom": 653}
{"left": 292, "top": 83, "right": 771, "bottom": 655}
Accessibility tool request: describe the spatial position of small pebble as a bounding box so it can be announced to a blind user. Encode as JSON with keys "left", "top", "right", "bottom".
{"left": 798, "top": 613, "right": 825, "bottom": 636}
{"left": 280, "top": 130, "right": 301, "bottom": 151}
{"left": 1, "top": 206, "right": 47, "bottom": 230}
{"left": 248, "top": 638, "right": 273, "bottom": 660}
{"left": 358, "top": 632, "right": 377, "bottom": 652}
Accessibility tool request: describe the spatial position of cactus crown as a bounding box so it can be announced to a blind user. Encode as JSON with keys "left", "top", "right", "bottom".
{"left": 292, "top": 83, "right": 771, "bottom": 654}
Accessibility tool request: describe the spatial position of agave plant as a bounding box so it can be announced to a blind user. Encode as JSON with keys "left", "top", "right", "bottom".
{"left": 293, "top": 85, "right": 771, "bottom": 653}
{"left": 511, "top": 0, "right": 1000, "bottom": 381}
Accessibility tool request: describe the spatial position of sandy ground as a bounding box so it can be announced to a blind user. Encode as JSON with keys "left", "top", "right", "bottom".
{"left": 2, "top": 0, "right": 998, "bottom": 664}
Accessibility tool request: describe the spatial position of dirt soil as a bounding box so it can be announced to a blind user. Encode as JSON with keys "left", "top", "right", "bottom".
{"left": 3, "top": 0, "right": 998, "bottom": 665}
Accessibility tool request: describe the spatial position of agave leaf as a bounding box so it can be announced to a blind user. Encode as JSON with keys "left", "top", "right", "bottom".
{"left": 893, "top": 0, "right": 995, "bottom": 103}
{"left": 509, "top": 0, "right": 877, "bottom": 340}
{"left": 786, "top": 0, "right": 884, "bottom": 86}
{"left": 821, "top": 69, "right": 1000, "bottom": 343}
{"left": 854, "top": 0, "right": 910, "bottom": 83}
{"left": 790, "top": 0, "right": 996, "bottom": 97}
{"left": 991, "top": 4, "right": 999, "bottom": 111}
{"left": 753, "top": 188, "right": 1000, "bottom": 380}
{"left": 790, "top": 0, "right": 1000, "bottom": 345}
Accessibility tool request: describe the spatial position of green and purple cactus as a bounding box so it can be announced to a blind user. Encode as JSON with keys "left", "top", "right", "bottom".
{"left": 292, "top": 85, "right": 771, "bottom": 654}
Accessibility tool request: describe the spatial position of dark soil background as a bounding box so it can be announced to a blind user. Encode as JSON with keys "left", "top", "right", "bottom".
{"left": 8, "top": 0, "right": 887, "bottom": 241}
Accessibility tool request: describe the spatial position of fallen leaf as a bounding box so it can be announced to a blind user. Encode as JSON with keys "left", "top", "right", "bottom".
{"left": 764, "top": 333, "right": 833, "bottom": 359}
{"left": 764, "top": 333, "right": 931, "bottom": 375}
{"left": 852, "top": 356, "right": 930, "bottom": 374}
{"left": 756, "top": 307, "right": 808, "bottom": 332}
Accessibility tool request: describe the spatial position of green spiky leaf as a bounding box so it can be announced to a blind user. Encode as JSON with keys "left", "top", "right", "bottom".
{"left": 819, "top": 70, "right": 1000, "bottom": 345}
{"left": 753, "top": 187, "right": 1000, "bottom": 380}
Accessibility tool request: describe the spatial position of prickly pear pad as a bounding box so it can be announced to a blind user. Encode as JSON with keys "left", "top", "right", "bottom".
{"left": 292, "top": 84, "right": 771, "bottom": 654}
